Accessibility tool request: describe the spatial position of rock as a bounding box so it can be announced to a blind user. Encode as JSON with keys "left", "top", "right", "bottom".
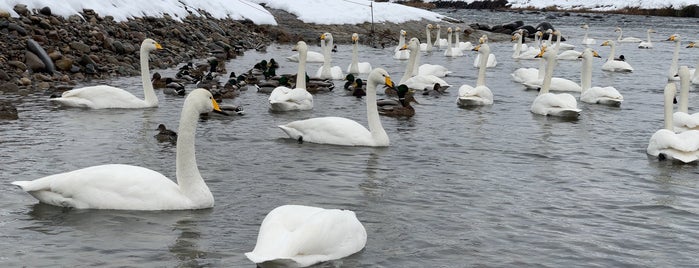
{"left": 19, "top": 77, "right": 32, "bottom": 86}
{"left": 0, "top": 100, "right": 19, "bottom": 120}
{"left": 48, "top": 50, "right": 62, "bottom": 61}
{"left": 0, "top": 82, "right": 19, "bottom": 93}
{"left": 70, "top": 41, "right": 91, "bottom": 53}
{"left": 39, "top": 6, "right": 52, "bottom": 16}
{"left": 8, "top": 60, "right": 28, "bottom": 71}
{"left": 13, "top": 4, "right": 29, "bottom": 17}
{"left": 37, "top": 81, "right": 51, "bottom": 90}
{"left": 27, "top": 39, "right": 56, "bottom": 73}
{"left": 0, "top": 70, "right": 9, "bottom": 81}
{"left": 55, "top": 58, "right": 74, "bottom": 71}
{"left": 0, "top": 10, "right": 10, "bottom": 18}
{"left": 7, "top": 23, "right": 27, "bottom": 35}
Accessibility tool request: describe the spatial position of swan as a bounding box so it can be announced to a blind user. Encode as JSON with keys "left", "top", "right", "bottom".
{"left": 455, "top": 27, "right": 473, "bottom": 51}
{"left": 287, "top": 35, "right": 324, "bottom": 63}
{"left": 419, "top": 24, "right": 434, "bottom": 52}
{"left": 600, "top": 40, "right": 634, "bottom": 72}
{"left": 578, "top": 48, "right": 624, "bottom": 106}
{"left": 401, "top": 38, "right": 451, "bottom": 91}
{"left": 522, "top": 37, "right": 582, "bottom": 93}
{"left": 673, "top": 66, "right": 699, "bottom": 132}
{"left": 245, "top": 204, "right": 366, "bottom": 267}
{"left": 393, "top": 30, "right": 410, "bottom": 60}
{"left": 647, "top": 82, "right": 699, "bottom": 163}
{"left": 615, "top": 27, "right": 643, "bottom": 43}
{"left": 277, "top": 68, "right": 392, "bottom": 147}
{"left": 512, "top": 31, "right": 539, "bottom": 59}
{"left": 458, "top": 44, "right": 494, "bottom": 107}
{"left": 444, "top": 27, "right": 463, "bottom": 57}
{"left": 581, "top": 23, "right": 596, "bottom": 45}
{"left": 315, "top": 33, "right": 344, "bottom": 80}
{"left": 347, "top": 33, "right": 372, "bottom": 74}
{"left": 554, "top": 30, "right": 582, "bottom": 60}
{"left": 13, "top": 88, "right": 221, "bottom": 209}
{"left": 638, "top": 28, "right": 657, "bottom": 49}
{"left": 473, "top": 35, "right": 497, "bottom": 68}
{"left": 269, "top": 41, "right": 314, "bottom": 112}
{"left": 48, "top": 39, "right": 162, "bottom": 109}
{"left": 433, "top": 24, "right": 449, "bottom": 50}
{"left": 530, "top": 46, "right": 581, "bottom": 118}
{"left": 667, "top": 34, "right": 682, "bottom": 80}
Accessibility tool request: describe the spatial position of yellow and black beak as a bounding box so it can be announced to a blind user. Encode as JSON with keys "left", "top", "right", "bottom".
{"left": 155, "top": 42, "right": 163, "bottom": 50}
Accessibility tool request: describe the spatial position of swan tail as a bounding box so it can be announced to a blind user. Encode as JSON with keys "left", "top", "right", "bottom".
{"left": 278, "top": 125, "right": 302, "bottom": 141}
{"left": 11, "top": 180, "right": 33, "bottom": 190}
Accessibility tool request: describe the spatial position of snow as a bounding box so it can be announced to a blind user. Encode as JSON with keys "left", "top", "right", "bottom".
{"left": 0, "top": 0, "right": 694, "bottom": 26}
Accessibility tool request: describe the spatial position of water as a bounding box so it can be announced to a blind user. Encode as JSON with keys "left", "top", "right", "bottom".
{"left": 3, "top": 9, "right": 699, "bottom": 267}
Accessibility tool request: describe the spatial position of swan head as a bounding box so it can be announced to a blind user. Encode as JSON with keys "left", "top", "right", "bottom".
{"left": 581, "top": 23, "right": 589, "bottom": 29}
{"left": 534, "top": 45, "right": 551, "bottom": 58}
{"left": 511, "top": 33, "right": 520, "bottom": 42}
{"left": 667, "top": 34, "right": 680, "bottom": 42}
{"left": 368, "top": 68, "right": 393, "bottom": 89}
{"left": 688, "top": 42, "right": 696, "bottom": 48}
{"left": 427, "top": 24, "right": 433, "bottom": 30}
{"left": 406, "top": 37, "right": 420, "bottom": 51}
{"left": 352, "top": 33, "right": 359, "bottom": 43}
{"left": 579, "top": 48, "right": 601, "bottom": 59}
{"left": 292, "top": 41, "right": 307, "bottom": 53}
{"left": 455, "top": 27, "right": 461, "bottom": 32}
{"left": 647, "top": 28, "right": 657, "bottom": 33}
{"left": 324, "top": 33, "right": 333, "bottom": 41}
{"left": 447, "top": 27, "right": 452, "bottom": 33}
{"left": 187, "top": 88, "right": 222, "bottom": 114}
{"left": 141, "top": 38, "right": 163, "bottom": 52}
{"left": 478, "top": 35, "right": 488, "bottom": 44}
{"left": 614, "top": 27, "right": 622, "bottom": 32}
{"left": 473, "top": 43, "right": 490, "bottom": 54}
{"left": 400, "top": 30, "right": 407, "bottom": 36}
{"left": 435, "top": 24, "right": 441, "bottom": 29}
{"left": 600, "top": 40, "right": 614, "bottom": 47}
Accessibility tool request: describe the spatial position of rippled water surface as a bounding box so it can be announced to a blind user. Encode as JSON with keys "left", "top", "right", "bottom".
{"left": 3, "top": 9, "right": 699, "bottom": 267}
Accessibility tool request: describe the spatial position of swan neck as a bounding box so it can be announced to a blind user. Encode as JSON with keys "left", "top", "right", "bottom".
{"left": 140, "top": 48, "right": 157, "bottom": 106}
{"left": 606, "top": 43, "right": 616, "bottom": 62}
{"left": 401, "top": 47, "right": 417, "bottom": 84}
{"left": 537, "top": 58, "right": 546, "bottom": 80}
{"left": 366, "top": 77, "right": 387, "bottom": 143}
{"left": 321, "top": 39, "right": 332, "bottom": 78}
{"left": 296, "top": 49, "right": 307, "bottom": 89}
{"left": 646, "top": 31, "right": 652, "bottom": 42}
{"left": 476, "top": 50, "right": 488, "bottom": 86}
{"left": 665, "top": 89, "right": 675, "bottom": 130}
{"left": 669, "top": 40, "right": 680, "bottom": 78}
{"left": 680, "top": 72, "right": 690, "bottom": 113}
{"left": 426, "top": 28, "right": 432, "bottom": 50}
{"left": 176, "top": 103, "right": 209, "bottom": 198}
{"left": 455, "top": 32, "right": 460, "bottom": 45}
{"left": 581, "top": 55, "right": 592, "bottom": 91}
{"left": 350, "top": 41, "right": 359, "bottom": 73}
{"left": 513, "top": 36, "right": 522, "bottom": 57}
{"left": 541, "top": 54, "right": 556, "bottom": 95}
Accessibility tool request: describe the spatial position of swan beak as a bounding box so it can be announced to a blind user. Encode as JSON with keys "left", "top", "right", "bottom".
{"left": 600, "top": 41, "right": 609, "bottom": 46}
{"left": 155, "top": 42, "right": 163, "bottom": 50}
{"left": 385, "top": 77, "right": 394, "bottom": 88}
{"left": 320, "top": 34, "right": 326, "bottom": 40}
{"left": 688, "top": 42, "right": 696, "bottom": 48}
{"left": 211, "top": 98, "right": 224, "bottom": 115}
{"left": 399, "top": 44, "right": 409, "bottom": 51}
{"left": 667, "top": 35, "right": 676, "bottom": 41}
{"left": 472, "top": 45, "right": 481, "bottom": 51}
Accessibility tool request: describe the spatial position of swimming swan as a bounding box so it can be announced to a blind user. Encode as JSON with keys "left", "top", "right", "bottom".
{"left": 49, "top": 39, "right": 162, "bottom": 109}
{"left": 638, "top": 28, "right": 657, "bottom": 49}
{"left": 419, "top": 24, "right": 434, "bottom": 52}
{"left": 615, "top": 27, "right": 643, "bottom": 43}
{"left": 269, "top": 41, "right": 314, "bottom": 112}
{"left": 12, "top": 88, "right": 222, "bottom": 210}
{"left": 278, "top": 68, "right": 393, "bottom": 147}
{"left": 600, "top": 40, "right": 634, "bottom": 72}
{"left": 581, "top": 23, "right": 596, "bottom": 45}
{"left": 530, "top": 46, "right": 581, "bottom": 118}
{"left": 393, "top": 30, "right": 410, "bottom": 60}
{"left": 673, "top": 66, "right": 699, "bottom": 132}
{"left": 579, "top": 48, "right": 624, "bottom": 106}
{"left": 315, "top": 33, "right": 344, "bottom": 80}
{"left": 245, "top": 204, "right": 367, "bottom": 267}
{"left": 444, "top": 27, "right": 463, "bottom": 57}
{"left": 647, "top": 82, "right": 699, "bottom": 163}
{"left": 401, "top": 38, "right": 451, "bottom": 91}
{"left": 458, "top": 44, "right": 494, "bottom": 107}
{"left": 347, "top": 33, "right": 372, "bottom": 74}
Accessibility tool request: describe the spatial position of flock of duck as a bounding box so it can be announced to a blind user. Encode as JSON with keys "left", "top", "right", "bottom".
{"left": 8, "top": 20, "right": 699, "bottom": 267}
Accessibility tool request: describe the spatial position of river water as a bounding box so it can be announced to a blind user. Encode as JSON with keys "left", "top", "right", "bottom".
{"left": 2, "top": 9, "right": 699, "bottom": 267}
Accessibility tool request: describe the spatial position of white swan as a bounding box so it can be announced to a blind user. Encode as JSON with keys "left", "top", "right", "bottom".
{"left": 458, "top": 44, "right": 493, "bottom": 107}
{"left": 522, "top": 38, "right": 581, "bottom": 93}
{"left": 278, "top": 68, "right": 392, "bottom": 147}
{"left": 444, "top": 27, "right": 463, "bottom": 57}
{"left": 315, "top": 33, "right": 343, "bottom": 80}
{"left": 393, "top": 30, "right": 410, "bottom": 60}
{"left": 638, "top": 28, "right": 657, "bottom": 49}
{"left": 647, "top": 82, "right": 699, "bottom": 163}
{"left": 579, "top": 48, "right": 624, "bottom": 106}
{"left": 48, "top": 39, "right": 162, "bottom": 109}
{"left": 13, "top": 88, "right": 221, "bottom": 210}
{"left": 615, "top": 27, "right": 643, "bottom": 43}
{"left": 269, "top": 41, "right": 313, "bottom": 112}
{"left": 581, "top": 23, "right": 596, "bottom": 45}
{"left": 455, "top": 27, "right": 473, "bottom": 51}
{"left": 667, "top": 34, "right": 682, "bottom": 80}
{"left": 286, "top": 51, "right": 324, "bottom": 63}
{"left": 600, "top": 40, "right": 634, "bottom": 72}
{"left": 530, "top": 46, "right": 581, "bottom": 118}
{"left": 433, "top": 24, "right": 448, "bottom": 50}
{"left": 419, "top": 24, "right": 433, "bottom": 52}
{"left": 554, "top": 30, "right": 582, "bottom": 60}
{"left": 401, "top": 38, "right": 451, "bottom": 91}
{"left": 347, "top": 33, "right": 372, "bottom": 74}
{"left": 245, "top": 205, "right": 367, "bottom": 267}
{"left": 473, "top": 35, "right": 497, "bottom": 68}
{"left": 512, "top": 31, "right": 539, "bottom": 59}
{"left": 673, "top": 66, "right": 699, "bottom": 131}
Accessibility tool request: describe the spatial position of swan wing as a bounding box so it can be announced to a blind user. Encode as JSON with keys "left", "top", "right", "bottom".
{"left": 404, "top": 75, "right": 450, "bottom": 91}
{"left": 418, "top": 64, "right": 451, "bottom": 77}
{"left": 581, "top": 86, "right": 623, "bottom": 104}
{"left": 279, "top": 117, "right": 373, "bottom": 146}
{"left": 648, "top": 129, "right": 699, "bottom": 163}
{"left": 531, "top": 93, "right": 581, "bottom": 116}
{"left": 457, "top": 85, "right": 493, "bottom": 106}
{"left": 50, "top": 85, "right": 148, "bottom": 109}
{"left": 269, "top": 87, "right": 313, "bottom": 111}
{"left": 673, "top": 112, "right": 699, "bottom": 130}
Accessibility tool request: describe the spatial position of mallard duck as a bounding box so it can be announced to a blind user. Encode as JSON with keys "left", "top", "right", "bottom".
{"left": 423, "top": 83, "right": 445, "bottom": 97}
{"left": 163, "top": 78, "right": 186, "bottom": 96}
{"left": 256, "top": 76, "right": 291, "bottom": 94}
{"left": 306, "top": 73, "right": 335, "bottom": 93}
{"left": 379, "top": 84, "right": 418, "bottom": 118}
{"left": 343, "top": 73, "right": 356, "bottom": 90}
{"left": 347, "top": 78, "right": 366, "bottom": 98}
{"left": 151, "top": 72, "right": 167, "bottom": 88}
{"left": 154, "top": 123, "right": 177, "bottom": 144}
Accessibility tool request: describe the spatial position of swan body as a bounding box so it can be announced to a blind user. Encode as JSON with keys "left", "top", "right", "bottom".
{"left": 315, "top": 33, "right": 344, "bottom": 80}
{"left": 269, "top": 41, "right": 314, "bottom": 112}
{"left": 12, "top": 88, "right": 221, "bottom": 210}
{"left": 400, "top": 38, "right": 451, "bottom": 91}
{"left": 393, "top": 30, "right": 410, "bottom": 60}
{"left": 581, "top": 23, "right": 596, "bottom": 45}
{"left": 673, "top": 66, "right": 699, "bottom": 132}
{"left": 49, "top": 39, "right": 162, "bottom": 109}
{"left": 600, "top": 40, "right": 633, "bottom": 72}
{"left": 530, "top": 46, "right": 581, "bottom": 118}
{"left": 647, "top": 82, "right": 699, "bottom": 163}
{"left": 278, "top": 68, "right": 392, "bottom": 147}
{"left": 615, "top": 27, "right": 643, "bottom": 43}
{"left": 419, "top": 24, "right": 434, "bottom": 52}
{"left": 579, "top": 48, "right": 623, "bottom": 106}
{"left": 444, "top": 27, "right": 463, "bottom": 57}
{"left": 433, "top": 24, "right": 449, "bottom": 50}
{"left": 287, "top": 51, "right": 324, "bottom": 63}
{"left": 638, "top": 28, "right": 657, "bottom": 49}
{"left": 512, "top": 32, "right": 539, "bottom": 60}
{"left": 245, "top": 205, "right": 367, "bottom": 267}
{"left": 458, "top": 44, "right": 493, "bottom": 107}
{"left": 347, "top": 33, "right": 372, "bottom": 74}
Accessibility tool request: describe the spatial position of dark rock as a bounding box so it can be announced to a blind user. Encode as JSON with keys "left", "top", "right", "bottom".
{"left": 27, "top": 39, "right": 56, "bottom": 73}
{"left": 7, "top": 23, "right": 27, "bottom": 35}
{"left": 8, "top": 60, "right": 28, "bottom": 71}
{"left": 0, "top": 100, "right": 19, "bottom": 120}
{"left": 69, "top": 41, "right": 91, "bottom": 53}
{"left": 13, "top": 4, "right": 29, "bottom": 17}
{"left": 55, "top": 58, "right": 74, "bottom": 71}
{"left": 0, "top": 70, "right": 9, "bottom": 81}
{"left": 0, "top": 82, "right": 19, "bottom": 93}
{"left": 111, "top": 40, "right": 126, "bottom": 54}
{"left": 39, "top": 6, "right": 52, "bottom": 16}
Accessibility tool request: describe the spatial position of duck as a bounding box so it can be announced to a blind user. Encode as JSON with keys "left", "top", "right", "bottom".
{"left": 419, "top": 24, "right": 434, "bottom": 52}
{"left": 393, "top": 30, "right": 410, "bottom": 60}
{"left": 150, "top": 72, "right": 168, "bottom": 88}
{"left": 379, "top": 85, "right": 417, "bottom": 118}
{"left": 344, "top": 74, "right": 366, "bottom": 98}
{"left": 277, "top": 68, "right": 393, "bottom": 146}
{"left": 600, "top": 40, "right": 634, "bottom": 72}
{"left": 422, "top": 83, "right": 446, "bottom": 97}
{"left": 473, "top": 35, "right": 497, "bottom": 68}
{"left": 647, "top": 82, "right": 699, "bottom": 163}
{"left": 581, "top": 23, "right": 596, "bottom": 45}
{"left": 444, "top": 27, "right": 464, "bottom": 57}
{"left": 245, "top": 204, "right": 366, "bottom": 268}
{"left": 638, "top": 28, "right": 657, "bottom": 49}
{"left": 458, "top": 44, "right": 494, "bottom": 107}
{"left": 306, "top": 74, "right": 335, "bottom": 94}
{"left": 346, "top": 33, "right": 372, "bottom": 74}
{"left": 256, "top": 76, "right": 291, "bottom": 94}
{"left": 455, "top": 27, "right": 473, "bottom": 51}
{"left": 315, "top": 32, "right": 344, "bottom": 80}
{"left": 530, "top": 46, "right": 581, "bottom": 118}
{"left": 400, "top": 38, "right": 451, "bottom": 91}
{"left": 673, "top": 66, "right": 699, "bottom": 132}
{"left": 48, "top": 39, "right": 162, "bottom": 109}
{"left": 269, "top": 41, "right": 314, "bottom": 112}
{"left": 615, "top": 27, "right": 643, "bottom": 43}
{"left": 163, "top": 78, "right": 186, "bottom": 96}
{"left": 12, "top": 89, "right": 223, "bottom": 209}
{"left": 578, "top": 48, "right": 624, "bottom": 106}
{"left": 154, "top": 123, "right": 177, "bottom": 144}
